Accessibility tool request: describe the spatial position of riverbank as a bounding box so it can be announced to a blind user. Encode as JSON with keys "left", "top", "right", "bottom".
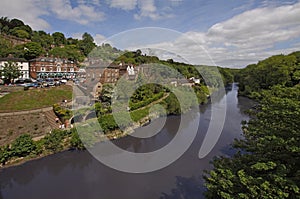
{"left": 0, "top": 110, "right": 161, "bottom": 169}
{"left": 0, "top": 82, "right": 253, "bottom": 199}
{"left": 0, "top": 105, "right": 186, "bottom": 169}
{"left": 0, "top": 84, "right": 215, "bottom": 169}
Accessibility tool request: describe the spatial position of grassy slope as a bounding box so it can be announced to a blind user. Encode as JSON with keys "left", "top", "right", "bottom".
{"left": 0, "top": 85, "right": 72, "bottom": 112}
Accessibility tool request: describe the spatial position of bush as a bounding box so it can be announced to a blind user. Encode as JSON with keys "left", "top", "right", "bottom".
{"left": 53, "top": 103, "right": 72, "bottom": 121}
{"left": 129, "top": 92, "right": 164, "bottom": 111}
{"left": 43, "top": 129, "right": 68, "bottom": 153}
{"left": 10, "top": 134, "right": 36, "bottom": 157}
{"left": 0, "top": 145, "right": 11, "bottom": 165}
{"left": 98, "top": 115, "right": 119, "bottom": 133}
{"left": 70, "top": 128, "right": 85, "bottom": 150}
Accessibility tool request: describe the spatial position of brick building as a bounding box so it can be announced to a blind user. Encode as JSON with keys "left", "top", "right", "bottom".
{"left": 29, "top": 57, "right": 78, "bottom": 79}
{"left": 99, "top": 63, "right": 136, "bottom": 84}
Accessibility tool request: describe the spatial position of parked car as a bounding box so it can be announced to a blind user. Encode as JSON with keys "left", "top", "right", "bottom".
{"left": 14, "top": 79, "right": 34, "bottom": 87}
{"left": 47, "top": 81, "right": 55, "bottom": 87}
{"left": 55, "top": 81, "right": 61, "bottom": 86}
{"left": 60, "top": 79, "right": 67, "bottom": 84}
{"left": 41, "top": 81, "right": 48, "bottom": 87}
{"left": 25, "top": 82, "right": 40, "bottom": 88}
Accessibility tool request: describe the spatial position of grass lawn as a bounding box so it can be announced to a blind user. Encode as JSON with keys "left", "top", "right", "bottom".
{"left": 0, "top": 85, "right": 73, "bottom": 112}
{"left": 130, "top": 107, "right": 150, "bottom": 122}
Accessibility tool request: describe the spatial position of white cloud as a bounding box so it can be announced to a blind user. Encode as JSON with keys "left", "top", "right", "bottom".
{"left": 94, "top": 33, "right": 107, "bottom": 45}
{"left": 134, "top": 0, "right": 159, "bottom": 20}
{"left": 206, "top": 2, "right": 300, "bottom": 48}
{"left": 107, "top": 0, "right": 175, "bottom": 20}
{"left": 71, "top": 32, "right": 84, "bottom": 40}
{"left": 129, "top": 2, "right": 300, "bottom": 68}
{"left": 109, "top": 0, "right": 137, "bottom": 10}
{"left": 47, "top": 0, "right": 105, "bottom": 25}
{"left": 0, "top": 0, "right": 105, "bottom": 31}
{"left": 134, "top": 0, "right": 175, "bottom": 20}
{"left": 0, "top": 0, "right": 50, "bottom": 30}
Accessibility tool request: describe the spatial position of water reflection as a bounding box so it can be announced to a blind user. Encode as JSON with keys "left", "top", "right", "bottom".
{"left": 0, "top": 83, "right": 254, "bottom": 199}
{"left": 160, "top": 176, "right": 205, "bottom": 199}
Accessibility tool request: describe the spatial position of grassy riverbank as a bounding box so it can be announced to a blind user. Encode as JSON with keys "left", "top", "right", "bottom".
{"left": 0, "top": 85, "right": 72, "bottom": 112}
{"left": 0, "top": 86, "right": 207, "bottom": 168}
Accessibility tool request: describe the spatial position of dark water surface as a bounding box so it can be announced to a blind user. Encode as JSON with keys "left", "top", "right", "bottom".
{"left": 0, "top": 83, "right": 255, "bottom": 199}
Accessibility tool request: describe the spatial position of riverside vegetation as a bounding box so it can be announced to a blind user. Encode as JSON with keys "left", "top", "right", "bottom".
{"left": 204, "top": 52, "right": 300, "bottom": 198}
{"left": 0, "top": 50, "right": 233, "bottom": 167}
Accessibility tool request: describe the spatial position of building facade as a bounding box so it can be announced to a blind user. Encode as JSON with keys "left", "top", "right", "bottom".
{"left": 29, "top": 57, "right": 78, "bottom": 79}
{"left": 99, "top": 63, "right": 137, "bottom": 84}
{"left": 0, "top": 57, "right": 29, "bottom": 80}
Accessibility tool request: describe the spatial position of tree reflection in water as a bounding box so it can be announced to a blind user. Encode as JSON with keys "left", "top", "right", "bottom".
{"left": 160, "top": 176, "right": 205, "bottom": 199}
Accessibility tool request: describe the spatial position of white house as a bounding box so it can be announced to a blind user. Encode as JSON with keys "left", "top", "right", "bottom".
{"left": 0, "top": 57, "right": 29, "bottom": 80}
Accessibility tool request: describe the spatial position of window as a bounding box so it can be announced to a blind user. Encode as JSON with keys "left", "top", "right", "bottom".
{"left": 41, "top": 67, "right": 45, "bottom": 71}
{"left": 57, "top": 64, "right": 61, "bottom": 72}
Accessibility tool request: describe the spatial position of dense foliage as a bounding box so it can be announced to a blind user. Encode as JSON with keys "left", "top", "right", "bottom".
{"left": 0, "top": 17, "right": 96, "bottom": 62}
{"left": 88, "top": 43, "right": 122, "bottom": 62}
{"left": 0, "top": 61, "right": 21, "bottom": 84}
{"left": 0, "top": 128, "right": 84, "bottom": 166}
{"left": 53, "top": 103, "right": 73, "bottom": 122}
{"left": 237, "top": 52, "right": 300, "bottom": 96}
{"left": 204, "top": 53, "right": 300, "bottom": 198}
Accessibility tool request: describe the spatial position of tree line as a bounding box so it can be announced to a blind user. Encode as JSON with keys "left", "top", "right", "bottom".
{"left": 0, "top": 128, "right": 84, "bottom": 166}
{"left": 0, "top": 17, "right": 96, "bottom": 62}
{"left": 204, "top": 52, "right": 300, "bottom": 198}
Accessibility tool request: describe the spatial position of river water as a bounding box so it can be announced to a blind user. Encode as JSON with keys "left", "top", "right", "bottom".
{"left": 0, "top": 83, "right": 255, "bottom": 199}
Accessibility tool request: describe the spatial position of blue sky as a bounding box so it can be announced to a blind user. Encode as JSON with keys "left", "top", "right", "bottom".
{"left": 1, "top": 0, "right": 300, "bottom": 67}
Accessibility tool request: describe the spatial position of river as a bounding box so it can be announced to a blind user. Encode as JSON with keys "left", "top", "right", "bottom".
{"left": 0, "top": 83, "right": 255, "bottom": 199}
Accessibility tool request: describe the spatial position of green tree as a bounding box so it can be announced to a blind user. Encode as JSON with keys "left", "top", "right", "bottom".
{"left": 9, "top": 18, "right": 25, "bottom": 28}
{"left": 77, "top": 32, "right": 96, "bottom": 56}
{"left": 70, "top": 128, "right": 85, "bottom": 150}
{"left": 204, "top": 85, "right": 300, "bottom": 198}
{"left": 0, "top": 17, "right": 11, "bottom": 34}
{"left": 1, "top": 61, "right": 21, "bottom": 83}
{"left": 100, "top": 84, "right": 114, "bottom": 104}
{"left": 24, "top": 42, "right": 44, "bottom": 60}
{"left": 49, "top": 45, "right": 84, "bottom": 61}
{"left": 11, "top": 28, "right": 30, "bottom": 39}
{"left": 31, "top": 31, "right": 53, "bottom": 50}
{"left": 0, "top": 145, "right": 11, "bottom": 165}
{"left": 238, "top": 54, "right": 298, "bottom": 95}
{"left": 52, "top": 32, "right": 66, "bottom": 46}
{"left": 10, "top": 134, "right": 36, "bottom": 157}
{"left": 0, "top": 35, "right": 14, "bottom": 57}
{"left": 43, "top": 130, "right": 67, "bottom": 153}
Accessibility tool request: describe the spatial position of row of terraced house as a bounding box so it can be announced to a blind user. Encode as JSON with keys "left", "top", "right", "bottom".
{"left": 0, "top": 55, "right": 79, "bottom": 82}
